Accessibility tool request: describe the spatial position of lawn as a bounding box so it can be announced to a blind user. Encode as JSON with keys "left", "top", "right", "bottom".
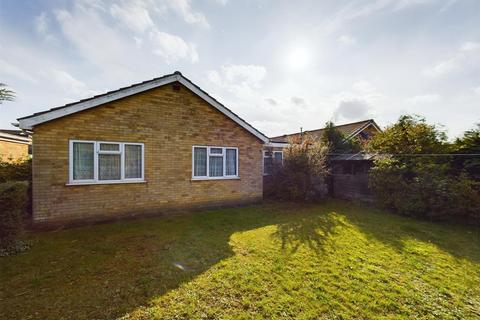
{"left": 1, "top": 201, "right": 479, "bottom": 319}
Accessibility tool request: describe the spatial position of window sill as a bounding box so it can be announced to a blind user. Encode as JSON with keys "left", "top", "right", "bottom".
{"left": 66, "top": 180, "right": 147, "bottom": 186}
{"left": 191, "top": 177, "right": 240, "bottom": 181}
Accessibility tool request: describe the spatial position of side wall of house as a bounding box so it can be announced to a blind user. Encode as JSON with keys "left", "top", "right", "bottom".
{"left": 32, "top": 83, "right": 263, "bottom": 223}
{"left": 0, "top": 140, "right": 29, "bottom": 162}
{"left": 262, "top": 146, "right": 285, "bottom": 197}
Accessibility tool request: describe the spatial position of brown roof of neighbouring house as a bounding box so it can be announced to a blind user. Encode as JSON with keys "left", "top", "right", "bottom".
{"left": 270, "top": 119, "right": 381, "bottom": 143}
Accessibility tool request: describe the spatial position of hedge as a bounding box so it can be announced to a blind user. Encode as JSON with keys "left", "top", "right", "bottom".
{"left": 0, "top": 181, "right": 29, "bottom": 249}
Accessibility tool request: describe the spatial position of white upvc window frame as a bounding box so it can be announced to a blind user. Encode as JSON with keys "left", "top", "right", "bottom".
{"left": 274, "top": 151, "right": 284, "bottom": 164}
{"left": 263, "top": 150, "right": 283, "bottom": 175}
{"left": 192, "top": 145, "right": 239, "bottom": 180}
{"left": 68, "top": 140, "right": 145, "bottom": 185}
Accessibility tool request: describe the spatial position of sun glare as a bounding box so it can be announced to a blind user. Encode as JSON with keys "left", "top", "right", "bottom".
{"left": 286, "top": 47, "right": 311, "bottom": 70}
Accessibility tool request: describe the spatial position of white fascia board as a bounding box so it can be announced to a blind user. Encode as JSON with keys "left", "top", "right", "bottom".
{"left": 370, "top": 121, "right": 382, "bottom": 132}
{"left": 0, "top": 132, "right": 31, "bottom": 144}
{"left": 0, "top": 137, "right": 30, "bottom": 145}
{"left": 177, "top": 77, "right": 269, "bottom": 143}
{"left": 345, "top": 121, "right": 376, "bottom": 140}
{"left": 18, "top": 74, "right": 178, "bottom": 130}
{"left": 264, "top": 142, "right": 289, "bottom": 148}
{"left": 17, "top": 73, "right": 269, "bottom": 143}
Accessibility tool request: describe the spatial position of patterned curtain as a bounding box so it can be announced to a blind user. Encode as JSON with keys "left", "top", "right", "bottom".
{"left": 194, "top": 147, "right": 207, "bottom": 176}
{"left": 99, "top": 154, "right": 121, "bottom": 180}
{"left": 226, "top": 149, "right": 237, "bottom": 175}
{"left": 209, "top": 156, "right": 223, "bottom": 177}
{"left": 125, "top": 145, "right": 142, "bottom": 178}
{"left": 73, "top": 142, "right": 94, "bottom": 180}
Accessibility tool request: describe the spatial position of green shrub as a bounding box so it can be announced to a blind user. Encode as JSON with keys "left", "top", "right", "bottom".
{"left": 0, "top": 158, "right": 31, "bottom": 183}
{"left": 0, "top": 181, "right": 28, "bottom": 249}
{"left": 448, "top": 174, "right": 480, "bottom": 223}
{"left": 369, "top": 159, "right": 480, "bottom": 223}
{"left": 367, "top": 115, "right": 480, "bottom": 225}
{"left": 268, "top": 134, "right": 329, "bottom": 201}
{"left": 0, "top": 158, "right": 32, "bottom": 215}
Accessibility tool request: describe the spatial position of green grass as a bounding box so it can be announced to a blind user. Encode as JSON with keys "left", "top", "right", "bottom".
{"left": 1, "top": 201, "right": 479, "bottom": 319}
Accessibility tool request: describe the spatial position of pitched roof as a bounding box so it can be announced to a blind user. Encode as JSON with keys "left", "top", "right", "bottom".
{"left": 18, "top": 71, "right": 269, "bottom": 143}
{"left": 270, "top": 119, "right": 381, "bottom": 143}
{"left": 0, "top": 129, "right": 31, "bottom": 144}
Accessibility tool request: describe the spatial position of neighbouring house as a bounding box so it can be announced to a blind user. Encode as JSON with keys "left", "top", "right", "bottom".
{"left": 18, "top": 72, "right": 273, "bottom": 224}
{"left": 269, "top": 119, "right": 381, "bottom": 144}
{"left": 0, "top": 129, "right": 31, "bottom": 162}
{"left": 262, "top": 119, "right": 381, "bottom": 176}
{"left": 263, "top": 120, "right": 382, "bottom": 198}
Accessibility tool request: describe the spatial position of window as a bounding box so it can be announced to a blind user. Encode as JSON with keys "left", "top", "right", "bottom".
{"left": 192, "top": 146, "right": 238, "bottom": 180}
{"left": 263, "top": 150, "right": 283, "bottom": 175}
{"left": 69, "top": 140, "right": 144, "bottom": 184}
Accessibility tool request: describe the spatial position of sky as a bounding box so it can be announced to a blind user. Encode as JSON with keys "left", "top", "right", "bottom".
{"left": 0, "top": 0, "right": 479, "bottom": 139}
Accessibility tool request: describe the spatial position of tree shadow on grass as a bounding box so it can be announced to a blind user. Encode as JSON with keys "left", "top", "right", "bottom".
{"left": 270, "top": 209, "right": 341, "bottom": 255}
{"left": 336, "top": 201, "right": 480, "bottom": 264}
{"left": 6, "top": 201, "right": 472, "bottom": 320}
{"left": 0, "top": 203, "right": 339, "bottom": 320}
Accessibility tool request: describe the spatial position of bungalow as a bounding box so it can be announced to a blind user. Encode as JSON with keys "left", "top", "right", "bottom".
{"left": 262, "top": 119, "right": 381, "bottom": 175}
{"left": 269, "top": 119, "right": 381, "bottom": 144}
{"left": 18, "top": 72, "right": 272, "bottom": 224}
{"left": 0, "top": 129, "right": 31, "bottom": 162}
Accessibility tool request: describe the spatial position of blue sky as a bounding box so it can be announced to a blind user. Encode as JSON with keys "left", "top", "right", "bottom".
{"left": 0, "top": 0, "right": 479, "bottom": 138}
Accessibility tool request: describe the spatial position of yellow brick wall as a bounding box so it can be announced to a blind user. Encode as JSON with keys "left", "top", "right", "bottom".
{"left": 0, "top": 140, "right": 29, "bottom": 162}
{"left": 32, "top": 83, "right": 264, "bottom": 223}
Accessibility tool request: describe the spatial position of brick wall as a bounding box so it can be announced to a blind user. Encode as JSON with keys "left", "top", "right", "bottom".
{"left": 0, "top": 140, "right": 29, "bottom": 162}
{"left": 31, "top": 83, "right": 264, "bottom": 223}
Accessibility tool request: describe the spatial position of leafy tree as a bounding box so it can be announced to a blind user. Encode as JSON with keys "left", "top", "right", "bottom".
{"left": 321, "top": 121, "right": 361, "bottom": 154}
{"left": 0, "top": 83, "right": 15, "bottom": 103}
{"left": 368, "top": 115, "right": 479, "bottom": 223}
{"left": 367, "top": 115, "right": 447, "bottom": 155}
{"left": 451, "top": 123, "right": 480, "bottom": 179}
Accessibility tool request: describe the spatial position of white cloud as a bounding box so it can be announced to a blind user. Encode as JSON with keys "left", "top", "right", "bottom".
{"left": 54, "top": 7, "right": 130, "bottom": 75}
{"left": 393, "top": 0, "right": 435, "bottom": 11}
{"left": 349, "top": 81, "right": 384, "bottom": 102}
{"left": 49, "top": 70, "right": 99, "bottom": 98}
{"left": 150, "top": 30, "right": 199, "bottom": 63}
{"left": 352, "top": 81, "right": 375, "bottom": 94}
{"left": 439, "top": 0, "right": 459, "bottom": 12}
{"left": 423, "top": 57, "right": 460, "bottom": 77}
{"left": 337, "top": 35, "right": 356, "bottom": 46}
{"left": 166, "top": 0, "right": 210, "bottom": 27}
{"left": 460, "top": 41, "right": 480, "bottom": 52}
{"left": 291, "top": 96, "right": 307, "bottom": 108}
{"left": 34, "top": 12, "right": 48, "bottom": 35}
{"left": 0, "top": 59, "right": 38, "bottom": 84}
{"left": 473, "top": 86, "right": 480, "bottom": 95}
{"left": 110, "top": 2, "right": 154, "bottom": 32}
{"left": 406, "top": 93, "right": 441, "bottom": 105}
{"left": 334, "top": 98, "right": 370, "bottom": 122}
{"left": 80, "top": 0, "right": 107, "bottom": 11}
{"left": 265, "top": 98, "right": 277, "bottom": 106}
{"left": 207, "top": 64, "right": 267, "bottom": 97}
{"left": 423, "top": 41, "right": 480, "bottom": 77}
{"left": 211, "top": 0, "right": 228, "bottom": 5}
{"left": 322, "top": 0, "right": 443, "bottom": 34}
{"left": 54, "top": 2, "right": 201, "bottom": 71}
{"left": 34, "top": 12, "right": 58, "bottom": 43}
